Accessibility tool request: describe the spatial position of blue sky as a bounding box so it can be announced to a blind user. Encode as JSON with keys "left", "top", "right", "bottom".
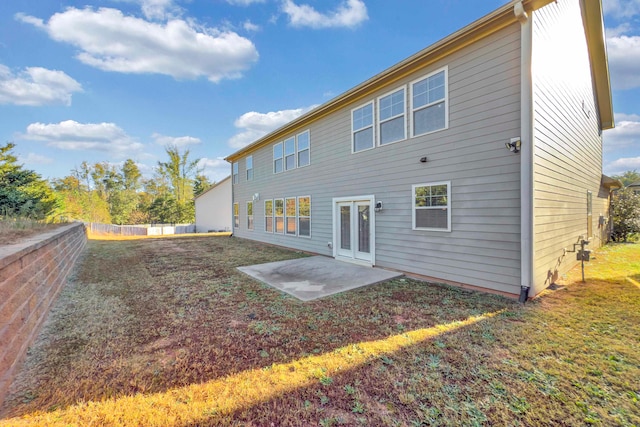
{"left": 1, "top": 0, "right": 639, "bottom": 183}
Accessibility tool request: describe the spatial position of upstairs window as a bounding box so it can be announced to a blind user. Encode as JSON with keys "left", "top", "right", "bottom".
{"left": 378, "top": 88, "right": 406, "bottom": 145}
{"left": 297, "top": 131, "right": 310, "bottom": 167}
{"left": 232, "top": 162, "right": 238, "bottom": 184}
{"left": 352, "top": 102, "right": 374, "bottom": 152}
{"left": 411, "top": 68, "right": 448, "bottom": 136}
{"left": 273, "top": 142, "right": 283, "bottom": 173}
{"left": 413, "top": 182, "right": 451, "bottom": 232}
{"left": 284, "top": 137, "right": 296, "bottom": 171}
{"left": 246, "top": 155, "right": 253, "bottom": 181}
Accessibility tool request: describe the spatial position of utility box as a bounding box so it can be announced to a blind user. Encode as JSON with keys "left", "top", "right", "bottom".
{"left": 577, "top": 250, "right": 591, "bottom": 261}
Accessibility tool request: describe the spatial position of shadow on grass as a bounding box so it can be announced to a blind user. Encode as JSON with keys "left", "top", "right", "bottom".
{"left": 1, "top": 311, "right": 507, "bottom": 426}
{"left": 1, "top": 236, "right": 515, "bottom": 422}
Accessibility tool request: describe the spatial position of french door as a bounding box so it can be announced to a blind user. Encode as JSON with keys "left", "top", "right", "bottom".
{"left": 334, "top": 197, "right": 374, "bottom": 265}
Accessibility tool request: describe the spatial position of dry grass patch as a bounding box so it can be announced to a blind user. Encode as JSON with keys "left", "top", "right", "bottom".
{"left": 0, "top": 237, "right": 638, "bottom": 426}
{"left": 0, "top": 218, "right": 65, "bottom": 245}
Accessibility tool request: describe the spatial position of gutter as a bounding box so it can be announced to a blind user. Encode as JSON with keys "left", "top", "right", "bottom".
{"left": 516, "top": 0, "right": 534, "bottom": 303}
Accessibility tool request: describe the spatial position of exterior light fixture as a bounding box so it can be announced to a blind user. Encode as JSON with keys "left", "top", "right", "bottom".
{"left": 505, "top": 137, "right": 521, "bottom": 153}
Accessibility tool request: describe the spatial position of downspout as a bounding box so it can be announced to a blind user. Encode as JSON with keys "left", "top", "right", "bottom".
{"left": 515, "top": 1, "right": 534, "bottom": 303}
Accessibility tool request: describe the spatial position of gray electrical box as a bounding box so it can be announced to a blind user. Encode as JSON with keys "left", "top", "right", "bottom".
{"left": 577, "top": 250, "right": 591, "bottom": 261}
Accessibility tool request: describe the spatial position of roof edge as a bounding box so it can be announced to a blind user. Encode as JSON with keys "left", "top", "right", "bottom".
{"left": 225, "top": 0, "right": 558, "bottom": 162}
{"left": 581, "top": 0, "right": 614, "bottom": 130}
{"left": 194, "top": 175, "right": 231, "bottom": 200}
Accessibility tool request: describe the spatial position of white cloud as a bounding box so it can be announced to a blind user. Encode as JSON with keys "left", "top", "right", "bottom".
{"left": 282, "top": 0, "right": 368, "bottom": 29}
{"left": 226, "top": 0, "right": 266, "bottom": 5}
{"left": 606, "top": 34, "right": 640, "bottom": 90}
{"left": 140, "top": 0, "right": 179, "bottom": 20}
{"left": 16, "top": 7, "right": 259, "bottom": 83}
{"left": 606, "top": 156, "right": 640, "bottom": 175}
{"left": 228, "top": 105, "right": 318, "bottom": 149}
{"left": 603, "top": 113, "right": 640, "bottom": 149}
{"left": 20, "top": 120, "right": 144, "bottom": 156}
{"left": 0, "top": 64, "right": 82, "bottom": 106}
{"left": 19, "top": 152, "right": 54, "bottom": 165}
{"left": 243, "top": 20, "right": 261, "bottom": 32}
{"left": 152, "top": 133, "right": 201, "bottom": 148}
{"left": 198, "top": 157, "right": 231, "bottom": 182}
{"left": 602, "top": 0, "right": 640, "bottom": 19}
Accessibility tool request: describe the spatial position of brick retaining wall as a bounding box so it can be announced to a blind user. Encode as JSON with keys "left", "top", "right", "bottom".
{"left": 0, "top": 223, "right": 87, "bottom": 408}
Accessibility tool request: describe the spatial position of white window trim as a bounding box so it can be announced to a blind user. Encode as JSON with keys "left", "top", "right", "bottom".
{"left": 264, "top": 199, "right": 273, "bottom": 233}
{"left": 233, "top": 202, "right": 239, "bottom": 230}
{"left": 297, "top": 195, "right": 311, "bottom": 238}
{"left": 274, "top": 198, "right": 285, "bottom": 234}
{"left": 412, "top": 181, "right": 451, "bottom": 232}
{"left": 246, "top": 155, "right": 253, "bottom": 181}
{"left": 351, "top": 101, "right": 375, "bottom": 154}
{"left": 284, "top": 136, "right": 296, "bottom": 171}
{"left": 285, "top": 197, "right": 297, "bottom": 236}
{"left": 232, "top": 162, "right": 239, "bottom": 184}
{"left": 246, "top": 201, "right": 254, "bottom": 231}
{"left": 377, "top": 86, "right": 407, "bottom": 147}
{"left": 273, "top": 142, "right": 283, "bottom": 174}
{"left": 409, "top": 66, "right": 449, "bottom": 138}
{"left": 297, "top": 130, "right": 311, "bottom": 168}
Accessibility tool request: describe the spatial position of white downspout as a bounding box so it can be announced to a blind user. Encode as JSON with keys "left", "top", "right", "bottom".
{"left": 515, "top": 1, "right": 534, "bottom": 302}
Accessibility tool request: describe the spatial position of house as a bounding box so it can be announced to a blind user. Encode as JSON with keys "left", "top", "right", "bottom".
{"left": 627, "top": 181, "right": 640, "bottom": 195}
{"left": 225, "top": 0, "right": 614, "bottom": 299}
{"left": 194, "top": 176, "right": 232, "bottom": 232}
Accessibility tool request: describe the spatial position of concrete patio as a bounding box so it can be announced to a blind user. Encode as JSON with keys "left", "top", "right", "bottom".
{"left": 237, "top": 255, "right": 403, "bottom": 301}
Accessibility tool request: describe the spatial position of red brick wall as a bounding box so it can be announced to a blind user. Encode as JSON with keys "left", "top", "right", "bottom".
{"left": 0, "top": 223, "right": 86, "bottom": 408}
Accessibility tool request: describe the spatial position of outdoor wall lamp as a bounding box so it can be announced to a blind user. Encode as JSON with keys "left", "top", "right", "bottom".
{"left": 252, "top": 193, "right": 260, "bottom": 201}
{"left": 505, "top": 137, "right": 521, "bottom": 153}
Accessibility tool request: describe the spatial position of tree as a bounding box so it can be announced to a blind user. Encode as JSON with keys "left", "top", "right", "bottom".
{"left": 611, "top": 187, "right": 640, "bottom": 242}
{"left": 53, "top": 175, "right": 111, "bottom": 223}
{"left": 0, "top": 142, "right": 57, "bottom": 220}
{"left": 155, "top": 145, "right": 199, "bottom": 223}
{"left": 612, "top": 170, "right": 640, "bottom": 187}
{"left": 194, "top": 173, "right": 212, "bottom": 197}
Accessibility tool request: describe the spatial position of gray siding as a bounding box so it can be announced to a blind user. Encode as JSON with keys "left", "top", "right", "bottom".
{"left": 233, "top": 24, "right": 523, "bottom": 295}
{"left": 531, "top": 0, "right": 607, "bottom": 294}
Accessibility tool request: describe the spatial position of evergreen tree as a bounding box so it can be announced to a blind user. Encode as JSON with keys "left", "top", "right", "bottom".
{"left": 0, "top": 142, "right": 57, "bottom": 220}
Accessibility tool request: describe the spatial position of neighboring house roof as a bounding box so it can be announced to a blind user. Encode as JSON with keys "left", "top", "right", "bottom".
{"left": 627, "top": 181, "right": 640, "bottom": 188}
{"left": 194, "top": 175, "right": 231, "bottom": 200}
{"left": 226, "top": 0, "right": 613, "bottom": 163}
{"left": 601, "top": 175, "right": 623, "bottom": 190}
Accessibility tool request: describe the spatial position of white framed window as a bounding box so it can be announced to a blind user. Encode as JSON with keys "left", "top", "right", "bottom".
{"left": 232, "top": 162, "right": 239, "bottom": 184}
{"left": 298, "top": 196, "right": 311, "bottom": 237}
{"left": 378, "top": 87, "right": 406, "bottom": 145}
{"left": 246, "top": 156, "right": 253, "bottom": 181}
{"left": 411, "top": 67, "right": 448, "bottom": 137}
{"left": 274, "top": 198, "right": 284, "bottom": 233}
{"left": 285, "top": 197, "right": 297, "bottom": 235}
{"left": 284, "top": 137, "right": 296, "bottom": 171}
{"left": 273, "top": 142, "right": 283, "bottom": 174}
{"left": 412, "top": 181, "right": 451, "bottom": 232}
{"left": 264, "top": 200, "right": 273, "bottom": 233}
{"left": 247, "top": 201, "right": 254, "bottom": 230}
{"left": 352, "top": 102, "right": 374, "bottom": 153}
{"left": 297, "top": 130, "right": 310, "bottom": 167}
{"left": 233, "top": 202, "right": 239, "bottom": 229}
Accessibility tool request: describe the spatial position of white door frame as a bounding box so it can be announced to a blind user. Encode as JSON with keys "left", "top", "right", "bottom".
{"left": 332, "top": 195, "right": 375, "bottom": 266}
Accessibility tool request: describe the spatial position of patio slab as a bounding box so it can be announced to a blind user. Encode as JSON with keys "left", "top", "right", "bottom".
{"left": 237, "top": 256, "right": 403, "bottom": 301}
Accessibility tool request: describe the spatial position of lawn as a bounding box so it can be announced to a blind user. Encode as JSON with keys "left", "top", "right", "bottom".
{"left": 0, "top": 236, "right": 638, "bottom": 426}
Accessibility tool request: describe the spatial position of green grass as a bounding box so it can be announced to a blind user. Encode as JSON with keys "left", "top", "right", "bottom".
{"left": 0, "top": 237, "right": 638, "bottom": 426}
{"left": 0, "top": 217, "right": 64, "bottom": 245}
